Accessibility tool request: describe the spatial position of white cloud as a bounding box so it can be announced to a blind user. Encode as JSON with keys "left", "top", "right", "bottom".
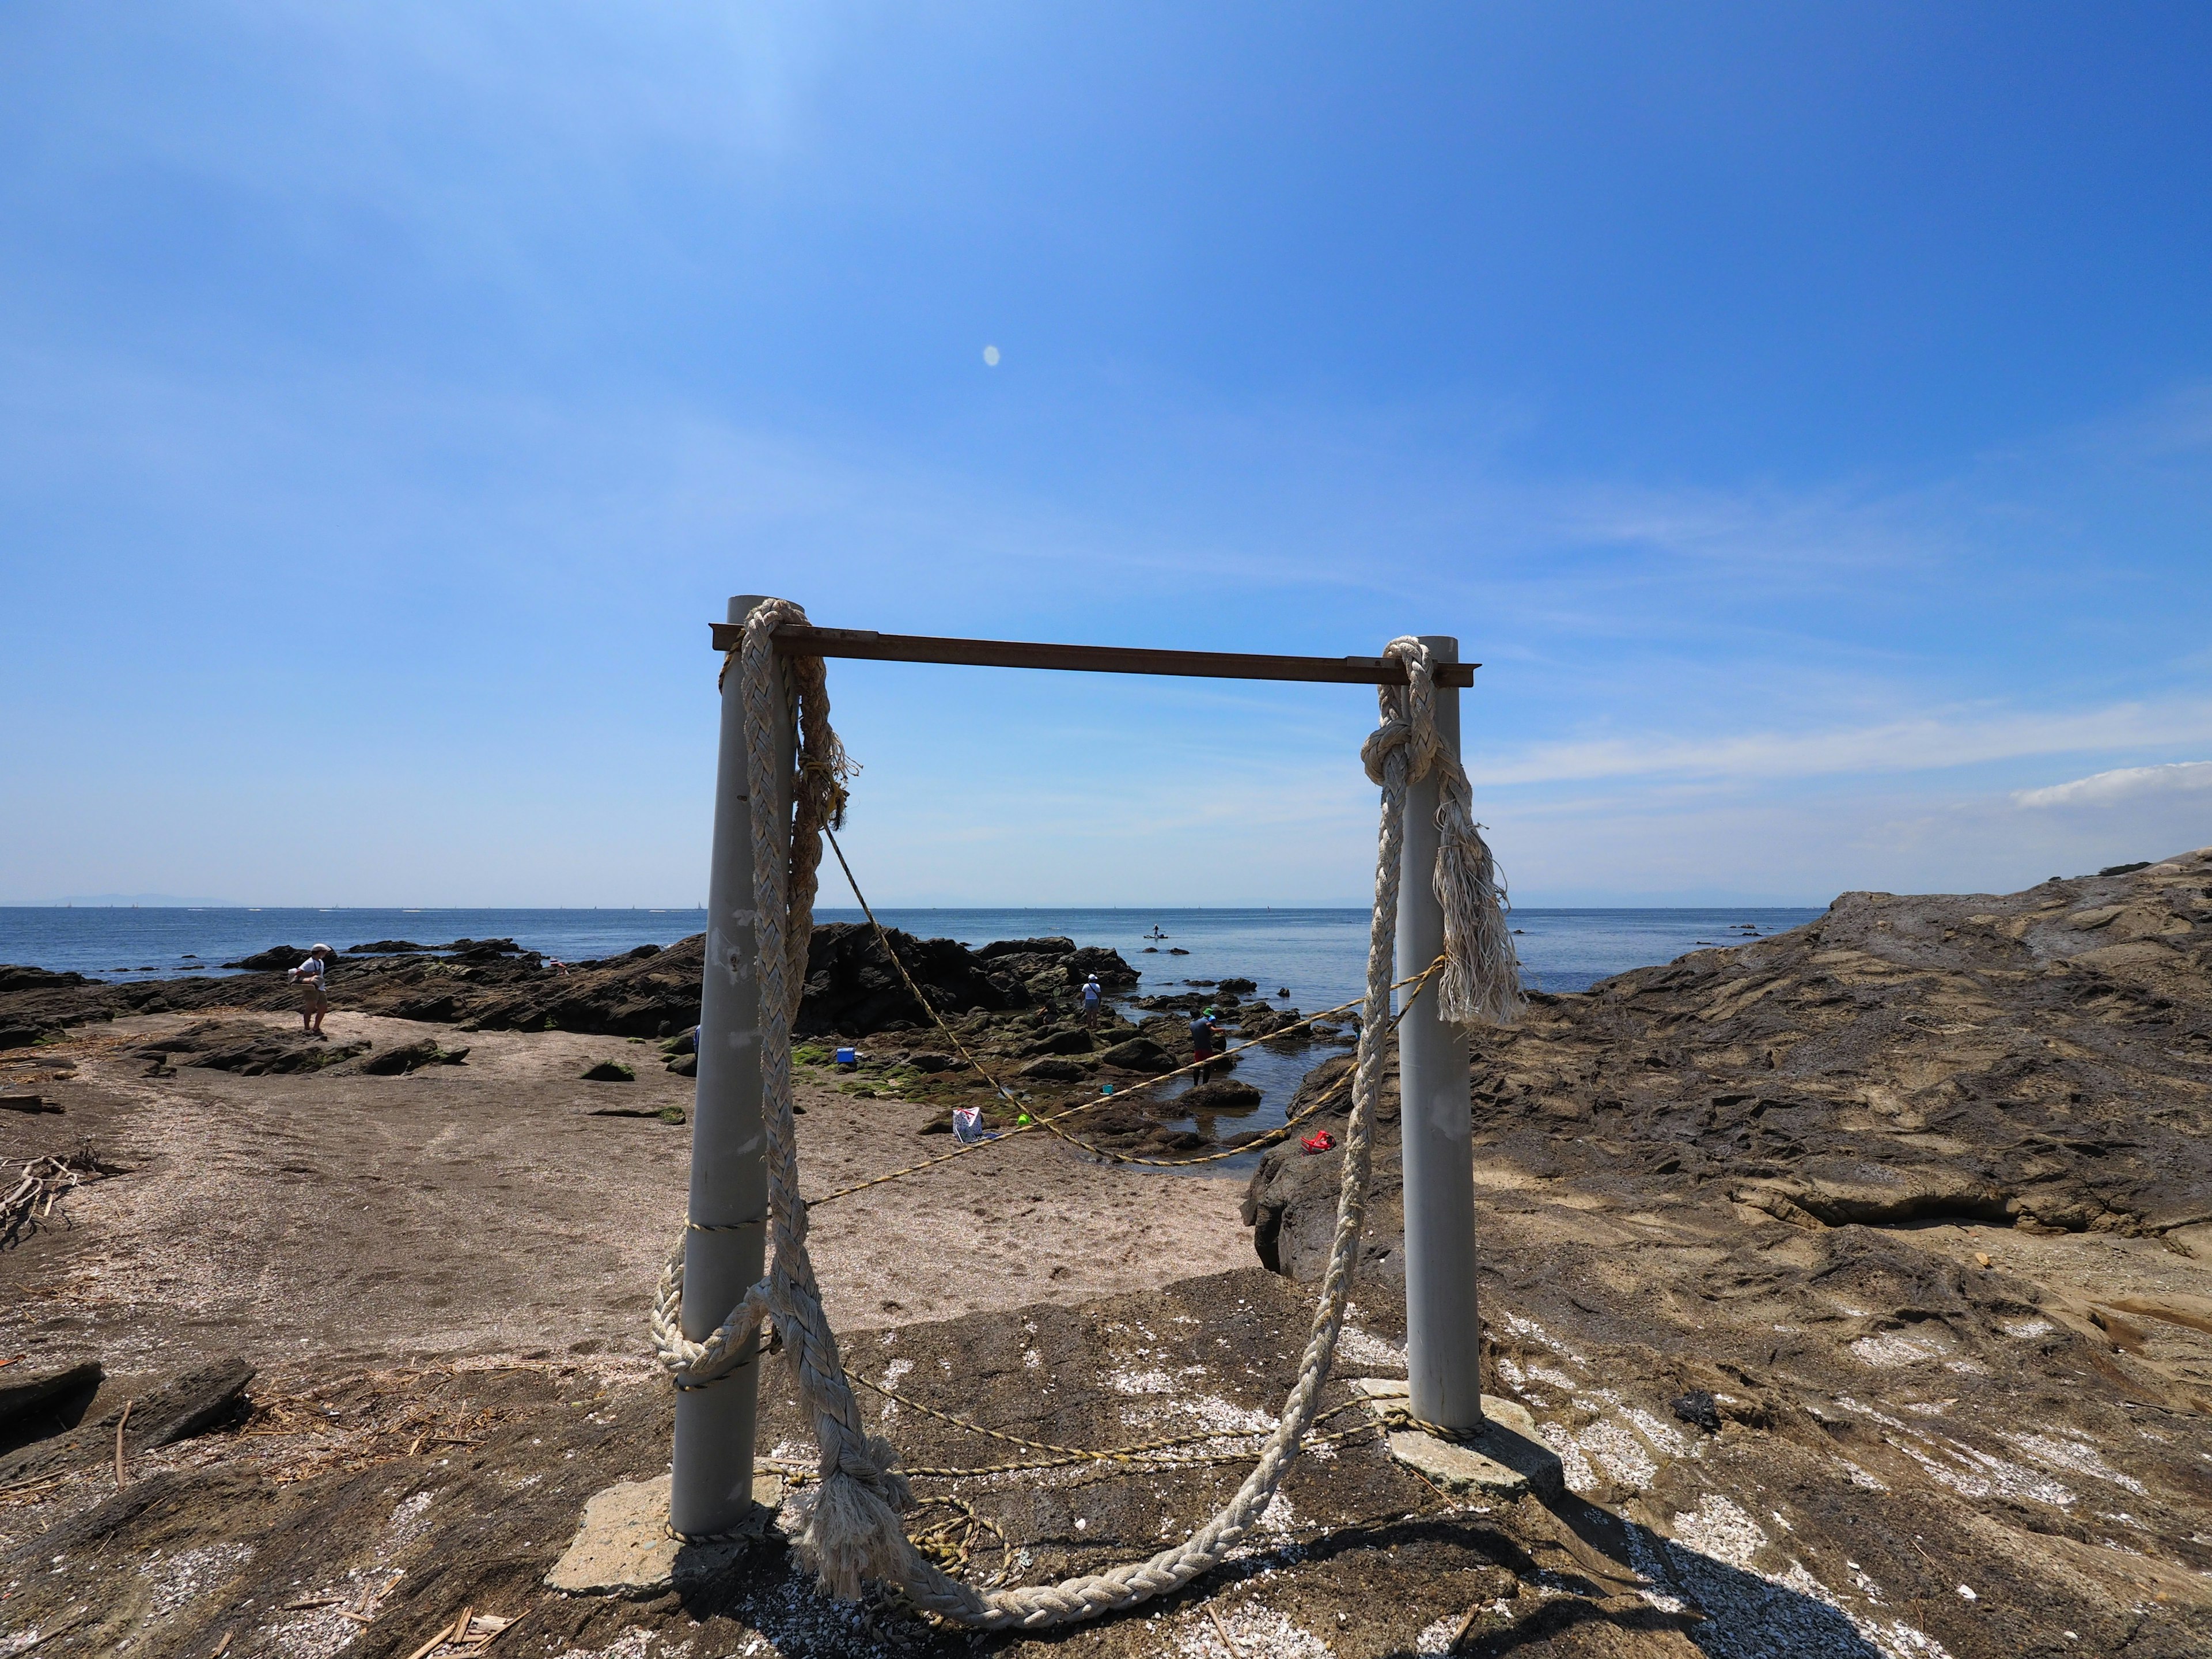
{"left": 1468, "top": 701, "right": 2212, "bottom": 788}
{"left": 2013, "top": 760, "right": 2212, "bottom": 810}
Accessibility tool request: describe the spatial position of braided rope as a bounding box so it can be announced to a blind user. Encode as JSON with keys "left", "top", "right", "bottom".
{"left": 1360, "top": 641, "right": 1523, "bottom": 1027}
{"left": 652, "top": 604, "right": 1510, "bottom": 1626}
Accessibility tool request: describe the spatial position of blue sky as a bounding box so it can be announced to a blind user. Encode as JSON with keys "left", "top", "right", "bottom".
{"left": 3, "top": 2, "right": 2209, "bottom": 907}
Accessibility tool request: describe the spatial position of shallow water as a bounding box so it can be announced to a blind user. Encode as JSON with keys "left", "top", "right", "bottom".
{"left": 835, "top": 907, "right": 1821, "bottom": 1170}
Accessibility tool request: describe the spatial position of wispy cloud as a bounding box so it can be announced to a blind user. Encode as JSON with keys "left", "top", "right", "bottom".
{"left": 1468, "top": 699, "right": 2212, "bottom": 788}
{"left": 2013, "top": 760, "right": 2212, "bottom": 809}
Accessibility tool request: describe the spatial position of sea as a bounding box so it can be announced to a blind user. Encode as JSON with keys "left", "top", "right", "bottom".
{"left": 1, "top": 904, "right": 1821, "bottom": 1168}
{"left": 0, "top": 904, "right": 1823, "bottom": 1000}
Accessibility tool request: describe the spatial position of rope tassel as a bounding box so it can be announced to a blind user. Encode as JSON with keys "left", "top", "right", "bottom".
{"left": 1363, "top": 637, "right": 1524, "bottom": 1029}
{"left": 1431, "top": 771, "right": 1522, "bottom": 1028}
{"left": 790, "top": 1437, "right": 918, "bottom": 1600}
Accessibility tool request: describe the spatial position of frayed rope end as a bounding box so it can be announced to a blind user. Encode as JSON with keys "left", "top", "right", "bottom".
{"left": 790, "top": 1435, "right": 916, "bottom": 1600}
{"left": 1433, "top": 790, "right": 1525, "bottom": 1029}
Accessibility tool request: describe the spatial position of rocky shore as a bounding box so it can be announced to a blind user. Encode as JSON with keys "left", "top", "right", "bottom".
{"left": 2, "top": 851, "right": 2209, "bottom": 1657}
{"left": 1, "top": 925, "right": 1332, "bottom": 1158}
{"left": 0, "top": 924, "right": 1148, "bottom": 1050}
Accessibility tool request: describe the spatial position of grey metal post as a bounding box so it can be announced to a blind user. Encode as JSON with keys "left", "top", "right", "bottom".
{"left": 671, "top": 594, "right": 791, "bottom": 1539}
{"left": 1396, "top": 634, "right": 1483, "bottom": 1429}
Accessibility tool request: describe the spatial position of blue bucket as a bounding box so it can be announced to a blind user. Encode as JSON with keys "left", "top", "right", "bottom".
{"left": 834, "top": 1047, "right": 858, "bottom": 1066}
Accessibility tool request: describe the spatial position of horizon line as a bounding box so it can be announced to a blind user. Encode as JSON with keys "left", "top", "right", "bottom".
{"left": 3, "top": 899, "right": 1840, "bottom": 912}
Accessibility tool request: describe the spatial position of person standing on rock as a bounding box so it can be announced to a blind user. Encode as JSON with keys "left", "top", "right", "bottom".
{"left": 287, "top": 945, "right": 334, "bottom": 1039}
{"left": 1081, "top": 974, "right": 1103, "bottom": 1031}
{"left": 1190, "top": 1006, "right": 1221, "bottom": 1084}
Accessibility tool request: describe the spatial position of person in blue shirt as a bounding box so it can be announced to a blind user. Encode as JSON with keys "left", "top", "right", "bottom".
{"left": 1190, "top": 1006, "right": 1222, "bottom": 1082}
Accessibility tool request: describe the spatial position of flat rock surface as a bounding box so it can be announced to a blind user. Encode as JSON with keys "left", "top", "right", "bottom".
{"left": 1384, "top": 1428, "right": 1530, "bottom": 1500}
{"left": 1349, "top": 1382, "right": 1565, "bottom": 1501}
{"left": 5, "top": 1257, "right": 2206, "bottom": 1657}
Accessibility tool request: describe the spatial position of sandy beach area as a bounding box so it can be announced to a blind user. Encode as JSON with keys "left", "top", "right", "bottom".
{"left": 1, "top": 1010, "right": 1256, "bottom": 1377}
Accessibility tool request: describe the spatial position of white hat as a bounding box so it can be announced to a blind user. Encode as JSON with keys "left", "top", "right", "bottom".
{"left": 311, "top": 943, "right": 332, "bottom": 953}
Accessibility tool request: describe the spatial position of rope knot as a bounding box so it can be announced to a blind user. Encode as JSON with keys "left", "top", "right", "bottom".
{"left": 1360, "top": 639, "right": 1445, "bottom": 786}
{"left": 1358, "top": 716, "right": 1411, "bottom": 787}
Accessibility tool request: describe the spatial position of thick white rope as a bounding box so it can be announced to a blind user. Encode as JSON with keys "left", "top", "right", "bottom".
{"left": 650, "top": 608, "right": 1517, "bottom": 1627}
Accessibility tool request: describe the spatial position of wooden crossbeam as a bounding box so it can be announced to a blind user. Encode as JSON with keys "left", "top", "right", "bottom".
{"left": 706, "top": 624, "right": 1478, "bottom": 688}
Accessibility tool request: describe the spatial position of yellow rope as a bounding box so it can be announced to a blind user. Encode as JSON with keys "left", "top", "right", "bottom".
{"left": 853, "top": 1369, "right": 1365, "bottom": 1463}
{"left": 911, "top": 1494, "right": 1009, "bottom": 1585}
{"left": 895, "top": 1419, "right": 1387, "bottom": 1482}
{"left": 806, "top": 824, "right": 1436, "bottom": 1198}
{"left": 806, "top": 974, "right": 1432, "bottom": 1203}
{"left": 850, "top": 1370, "right": 1382, "bottom": 1479}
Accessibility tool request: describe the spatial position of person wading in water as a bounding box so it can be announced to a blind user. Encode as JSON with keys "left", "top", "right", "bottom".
{"left": 1190, "top": 1005, "right": 1222, "bottom": 1084}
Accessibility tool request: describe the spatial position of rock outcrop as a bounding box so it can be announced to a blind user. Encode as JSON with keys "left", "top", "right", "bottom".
{"left": 0, "top": 929, "right": 1145, "bottom": 1047}
{"left": 1245, "top": 846, "right": 2212, "bottom": 1283}
{"left": 132, "top": 1021, "right": 369, "bottom": 1077}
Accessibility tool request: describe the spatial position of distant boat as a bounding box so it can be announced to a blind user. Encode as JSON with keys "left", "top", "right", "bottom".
{"left": 1143, "top": 926, "right": 1171, "bottom": 940}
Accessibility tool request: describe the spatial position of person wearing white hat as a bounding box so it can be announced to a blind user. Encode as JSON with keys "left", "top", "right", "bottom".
{"left": 287, "top": 944, "right": 335, "bottom": 1038}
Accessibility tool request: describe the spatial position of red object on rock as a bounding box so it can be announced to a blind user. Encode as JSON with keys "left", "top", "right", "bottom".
{"left": 1300, "top": 1130, "right": 1336, "bottom": 1155}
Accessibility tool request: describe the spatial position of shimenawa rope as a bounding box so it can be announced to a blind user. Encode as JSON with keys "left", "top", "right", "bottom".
{"left": 650, "top": 603, "right": 1519, "bottom": 1627}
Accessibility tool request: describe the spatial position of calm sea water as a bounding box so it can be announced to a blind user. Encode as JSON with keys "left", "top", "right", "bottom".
{"left": 0, "top": 908, "right": 719, "bottom": 980}
{"left": 2, "top": 904, "right": 1820, "bottom": 1168}
{"left": 0, "top": 904, "right": 1824, "bottom": 1000}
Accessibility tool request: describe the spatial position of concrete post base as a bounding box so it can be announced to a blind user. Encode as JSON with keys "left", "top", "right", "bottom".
{"left": 547, "top": 1471, "right": 785, "bottom": 1596}
{"left": 1346, "top": 1378, "right": 1566, "bottom": 1501}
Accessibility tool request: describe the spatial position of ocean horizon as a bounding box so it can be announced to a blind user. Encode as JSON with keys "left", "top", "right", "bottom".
{"left": 0, "top": 903, "right": 1825, "bottom": 1003}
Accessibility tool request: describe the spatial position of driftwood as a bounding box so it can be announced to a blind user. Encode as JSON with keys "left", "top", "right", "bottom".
{"left": 0, "top": 1142, "right": 109, "bottom": 1248}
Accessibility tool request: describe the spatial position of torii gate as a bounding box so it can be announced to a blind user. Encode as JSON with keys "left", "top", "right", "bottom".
{"left": 673, "top": 593, "right": 1487, "bottom": 1543}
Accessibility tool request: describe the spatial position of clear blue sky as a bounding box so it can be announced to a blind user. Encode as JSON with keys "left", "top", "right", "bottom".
{"left": 4, "top": 3, "right": 2208, "bottom": 907}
